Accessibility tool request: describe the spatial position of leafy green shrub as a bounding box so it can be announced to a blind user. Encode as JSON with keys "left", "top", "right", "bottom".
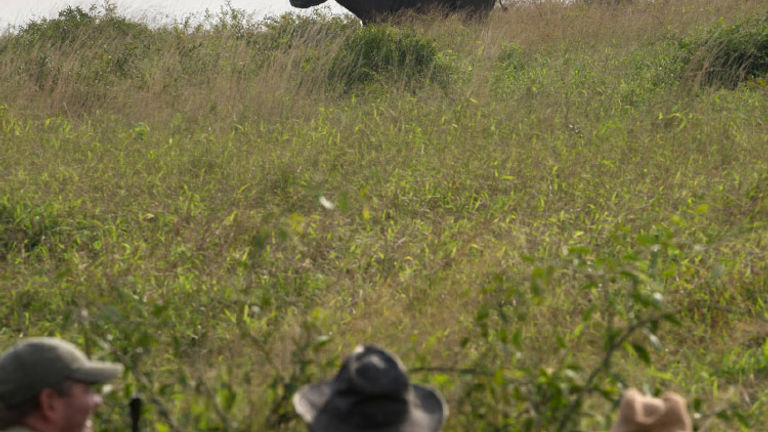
{"left": 255, "top": 11, "right": 358, "bottom": 52}
{"left": 448, "top": 238, "right": 685, "bottom": 431}
{"left": 0, "top": 198, "right": 63, "bottom": 259}
{"left": 682, "top": 14, "right": 768, "bottom": 88}
{"left": 492, "top": 42, "right": 526, "bottom": 94}
{"left": 7, "top": 5, "right": 154, "bottom": 93}
{"left": 327, "top": 26, "right": 452, "bottom": 92}
{"left": 14, "top": 6, "right": 96, "bottom": 46}
{"left": 14, "top": 5, "right": 152, "bottom": 49}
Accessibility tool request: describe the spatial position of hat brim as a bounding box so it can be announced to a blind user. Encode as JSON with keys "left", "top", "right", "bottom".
{"left": 70, "top": 360, "right": 124, "bottom": 384}
{"left": 294, "top": 381, "right": 334, "bottom": 423}
{"left": 293, "top": 381, "right": 446, "bottom": 432}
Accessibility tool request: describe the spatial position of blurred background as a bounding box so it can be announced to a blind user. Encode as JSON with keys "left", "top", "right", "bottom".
{"left": 1, "top": 0, "right": 349, "bottom": 28}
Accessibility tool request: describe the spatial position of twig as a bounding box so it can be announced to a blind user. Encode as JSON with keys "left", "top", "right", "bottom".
{"left": 554, "top": 308, "right": 687, "bottom": 432}
{"left": 409, "top": 366, "right": 495, "bottom": 376}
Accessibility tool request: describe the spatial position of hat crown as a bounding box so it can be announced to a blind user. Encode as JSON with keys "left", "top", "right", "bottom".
{"left": 0, "top": 338, "right": 79, "bottom": 406}
{"left": 336, "top": 345, "right": 410, "bottom": 397}
{"left": 610, "top": 389, "right": 692, "bottom": 432}
{"left": 293, "top": 345, "right": 447, "bottom": 432}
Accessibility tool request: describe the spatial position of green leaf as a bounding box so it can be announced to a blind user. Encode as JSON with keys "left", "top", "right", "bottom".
{"left": 631, "top": 343, "right": 652, "bottom": 365}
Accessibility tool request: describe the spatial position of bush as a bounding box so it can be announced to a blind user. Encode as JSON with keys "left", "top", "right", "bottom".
{"left": 0, "top": 198, "right": 63, "bottom": 259}
{"left": 3, "top": 5, "right": 155, "bottom": 99}
{"left": 492, "top": 42, "right": 526, "bottom": 94}
{"left": 255, "top": 11, "right": 358, "bottom": 52}
{"left": 14, "top": 6, "right": 97, "bottom": 46}
{"left": 14, "top": 5, "right": 152, "bottom": 49}
{"left": 327, "top": 26, "right": 452, "bottom": 92}
{"left": 682, "top": 14, "right": 768, "bottom": 89}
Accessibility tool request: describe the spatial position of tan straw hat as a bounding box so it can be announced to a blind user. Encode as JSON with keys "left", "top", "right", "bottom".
{"left": 293, "top": 345, "right": 447, "bottom": 432}
{"left": 610, "top": 388, "right": 692, "bottom": 432}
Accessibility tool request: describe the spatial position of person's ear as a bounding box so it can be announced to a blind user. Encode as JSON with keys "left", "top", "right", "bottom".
{"left": 37, "top": 388, "right": 62, "bottom": 420}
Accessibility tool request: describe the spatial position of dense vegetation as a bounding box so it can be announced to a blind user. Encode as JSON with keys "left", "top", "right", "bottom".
{"left": 1, "top": 1, "right": 767, "bottom": 430}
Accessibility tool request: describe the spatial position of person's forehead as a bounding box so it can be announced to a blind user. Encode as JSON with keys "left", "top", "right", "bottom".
{"left": 66, "top": 379, "right": 97, "bottom": 392}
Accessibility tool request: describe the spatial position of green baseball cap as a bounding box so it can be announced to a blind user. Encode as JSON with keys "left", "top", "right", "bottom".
{"left": 0, "top": 337, "right": 124, "bottom": 408}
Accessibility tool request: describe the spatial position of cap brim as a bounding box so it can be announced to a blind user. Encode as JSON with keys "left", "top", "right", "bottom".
{"left": 70, "top": 360, "right": 124, "bottom": 384}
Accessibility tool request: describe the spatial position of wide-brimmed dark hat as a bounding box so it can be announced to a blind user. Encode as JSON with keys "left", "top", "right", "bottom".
{"left": 0, "top": 337, "right": 123, "bottom": 408}
{"left": 293, "top": 345, "right": 447, "bottom": 432}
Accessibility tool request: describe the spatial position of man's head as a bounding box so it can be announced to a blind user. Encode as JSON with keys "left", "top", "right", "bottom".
{"left": 0, "top": 337, "right": 123, "bottom": 432}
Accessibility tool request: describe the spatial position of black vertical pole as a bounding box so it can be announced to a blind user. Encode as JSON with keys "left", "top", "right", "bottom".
{"left": 129, "top": 395, "right": 142, "bottom": 432}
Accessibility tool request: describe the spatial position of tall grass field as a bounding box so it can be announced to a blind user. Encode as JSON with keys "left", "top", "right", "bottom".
{"left": 1, "top": 0, "right": 768, "bottom": 430}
